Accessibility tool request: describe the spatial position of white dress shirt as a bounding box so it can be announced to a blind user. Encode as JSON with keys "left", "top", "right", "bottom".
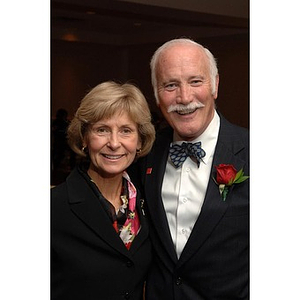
{"left": 161, "top": 110, "right": 220, "bottom": 258}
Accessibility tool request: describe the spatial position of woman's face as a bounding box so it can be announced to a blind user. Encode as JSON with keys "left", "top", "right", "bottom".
{"left": 85, "top": 111, "right": 141, "bottom": 178}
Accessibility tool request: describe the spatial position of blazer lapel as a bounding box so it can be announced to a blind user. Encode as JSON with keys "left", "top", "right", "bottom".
{"left": 128, "top": 194, "right": 149, "bottom": 255}
{"left": 178, "top": 117, "right": 247, "bottom": 266}
{"left": 145, "top": 130, "right": 178, "bottom": 263}
{"left": 66, "top": 169, "right": 132, "bottom": 258}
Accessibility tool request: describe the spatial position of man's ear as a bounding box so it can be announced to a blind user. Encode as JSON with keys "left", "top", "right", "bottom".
{"left": 213, "top": 74, "right": 219, "bottom": 99}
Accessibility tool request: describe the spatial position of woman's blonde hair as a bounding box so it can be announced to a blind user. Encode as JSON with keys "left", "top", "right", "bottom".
{"left": 68, "top": 81, "right": 155, "bottom": 158}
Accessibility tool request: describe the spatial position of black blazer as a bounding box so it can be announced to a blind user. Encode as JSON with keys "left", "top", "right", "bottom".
{"left": 51, "top": 167, "right": 152, "bottom": 300}
{"left": 129, "top": 113, "right": 249, "bottom": 300}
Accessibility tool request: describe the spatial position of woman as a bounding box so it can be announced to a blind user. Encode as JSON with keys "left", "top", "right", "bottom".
{"left": 51, "top": 81, "right": 155, "bottom": 300}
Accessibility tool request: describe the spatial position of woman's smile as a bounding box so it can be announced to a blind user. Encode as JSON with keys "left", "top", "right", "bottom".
{"left": 101, "top": 153, "right": 126, "bottom": 160}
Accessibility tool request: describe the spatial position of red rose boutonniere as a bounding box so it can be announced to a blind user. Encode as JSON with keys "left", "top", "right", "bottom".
{"left": 213, "top": 164, "right": 249, "bottom": 201}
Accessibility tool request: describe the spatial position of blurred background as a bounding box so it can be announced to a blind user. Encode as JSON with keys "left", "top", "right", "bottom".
{"left": 51, "top": 0, "right": 249, "bottom": 185}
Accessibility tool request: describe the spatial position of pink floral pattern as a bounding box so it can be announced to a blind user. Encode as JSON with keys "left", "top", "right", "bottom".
{"left": 118, "top": 172, "right": 141, "bottom": 249}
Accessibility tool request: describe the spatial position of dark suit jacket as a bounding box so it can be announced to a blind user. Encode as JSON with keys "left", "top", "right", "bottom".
{"left": 129, "top": 113, "right": 249, "bottom": 300}
{"left": 51, "top": 167, "right": 152, "bottom": 300}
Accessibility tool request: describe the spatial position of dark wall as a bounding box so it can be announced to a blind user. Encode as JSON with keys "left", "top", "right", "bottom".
{"left": 206, "top": 34, "right": 249, "bottom": 128}
{"left": 51, "top": 33, "right": 249, "bottom": 128}
{"left": 51, "top": 41, "right": 129, "bottom": 118}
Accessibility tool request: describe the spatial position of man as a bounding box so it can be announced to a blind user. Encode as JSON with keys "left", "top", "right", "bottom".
{"left": 130, "top": 38, "right": 249, "bottom": 299}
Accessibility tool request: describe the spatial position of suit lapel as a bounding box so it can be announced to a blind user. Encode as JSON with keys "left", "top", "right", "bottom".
{"left": 145, "top": 129, "right": 178, "bottom": 263}
{"left": 145, "top": 117, "right": 248, "bottom": 266}
{"left": 66, "top": 169, "right": 133, "bottom": 258}
{"left": 178, "top": 116, "right": 248, "bottom": 266}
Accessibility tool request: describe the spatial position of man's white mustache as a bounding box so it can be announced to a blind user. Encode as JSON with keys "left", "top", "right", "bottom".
{"left": 167, "top": 101, "right": 205, "bottom": 113}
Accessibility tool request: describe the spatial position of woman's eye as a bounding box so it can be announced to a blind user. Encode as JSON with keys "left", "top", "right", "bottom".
{"left": 121, "top": 128, "right": 132, "bottom": 135}
{"left": 95, "top": 127, "right": 109, "bottom": 134}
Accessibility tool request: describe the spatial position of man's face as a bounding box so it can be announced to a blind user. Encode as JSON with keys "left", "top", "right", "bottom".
{"left": 156, "top": 44, "right": 219, "bottom": 141}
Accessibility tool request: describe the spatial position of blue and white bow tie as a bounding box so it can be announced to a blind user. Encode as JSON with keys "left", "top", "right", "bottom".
{"left": 169, "top": 142, "right": 206, "bottom": 168}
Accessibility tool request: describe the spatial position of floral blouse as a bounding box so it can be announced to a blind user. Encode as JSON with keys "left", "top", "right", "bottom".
{"left": 80, "top": 167, "right": 141, "bottom": 250}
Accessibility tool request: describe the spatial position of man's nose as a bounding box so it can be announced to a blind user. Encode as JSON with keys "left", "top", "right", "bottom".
{"left": 177, "top": 84, "right": 193, "bottom": 104}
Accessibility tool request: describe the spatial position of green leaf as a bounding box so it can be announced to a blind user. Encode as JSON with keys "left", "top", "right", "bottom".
{"left": 228, "top": 178, "right": 234, "bottom": 185}
{"left": 222, "top": 186, "right": 229, "bottom": 201}
{"left": 233, "top": 168, "right": 244, "bottom": 183}
{"left": 234, "top": 175, "right": 249, "bottom": 184}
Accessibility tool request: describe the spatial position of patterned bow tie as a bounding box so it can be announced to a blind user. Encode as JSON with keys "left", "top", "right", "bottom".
{"left": 169, "top": 142, "right": 206, "bottom": 168}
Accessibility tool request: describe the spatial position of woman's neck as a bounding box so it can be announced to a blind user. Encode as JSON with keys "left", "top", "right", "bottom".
{"left": 87, "top": 168, "right": 123, "bottom": 210}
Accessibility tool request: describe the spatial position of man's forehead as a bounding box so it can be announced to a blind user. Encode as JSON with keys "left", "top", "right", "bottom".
{"left": 158, "top": 45, "right": 207, "bottom": 68}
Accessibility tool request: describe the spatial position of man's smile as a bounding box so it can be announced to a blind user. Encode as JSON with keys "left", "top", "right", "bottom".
{"left": 176, "top": 107, "right": 199, "bottom": 115}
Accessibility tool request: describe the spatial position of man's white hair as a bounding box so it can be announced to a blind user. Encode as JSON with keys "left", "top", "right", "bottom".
{"left": 150, "top": 38, "right": 219, "bottom": 104}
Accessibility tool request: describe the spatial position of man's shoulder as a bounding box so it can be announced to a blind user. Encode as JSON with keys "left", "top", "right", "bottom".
{"left": 219, "top": 114, "right": 249, "bottom": 139}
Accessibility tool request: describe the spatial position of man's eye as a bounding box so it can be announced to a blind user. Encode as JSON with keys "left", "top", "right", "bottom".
{"left": 190, "top": 80, "right": 202, "bottom": 86}
{"left": 164, "top": 83, "right": 177, "bottom": 91}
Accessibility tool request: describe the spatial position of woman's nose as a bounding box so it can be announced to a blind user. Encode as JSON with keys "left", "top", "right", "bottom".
{"left": 107, "top": 132, "right": 121, "bottom": 149}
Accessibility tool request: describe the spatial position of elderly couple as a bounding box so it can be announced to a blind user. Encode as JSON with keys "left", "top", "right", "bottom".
{"left": 51, "top": 38, "right": 249, "bottom": 300}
